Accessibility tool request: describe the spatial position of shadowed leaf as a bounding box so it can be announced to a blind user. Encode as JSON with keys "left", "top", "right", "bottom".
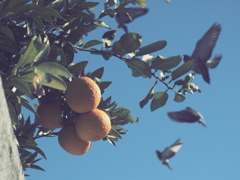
{"left": 151, "top": 92, "right": 168, "bottom": 111}
{"left": 171, "top": 60, "right": 193, "bottom": 80}
{"left": 136, "top": 41, "right": 167, "bottom": 56}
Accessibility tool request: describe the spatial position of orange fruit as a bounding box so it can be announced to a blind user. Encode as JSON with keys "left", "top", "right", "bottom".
{"left": 75, "top": 109, "right": 111, "bottom": 142}
{"left": 37, "top": 99, "right": 63, "bottom": 129}
{"left": 58, "top": 124, "right": 91, "bottom": 155}
{"left": 65, "top": 77, "right": 101, "bottom": 113}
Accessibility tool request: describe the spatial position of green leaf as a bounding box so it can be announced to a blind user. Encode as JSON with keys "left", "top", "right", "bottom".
{"left": 0, "top": 25, "right": 15, "bottom": 41}
{"left": 23, "top": 145, "right": 47, "bottom": 159}
{"left": 151, "top": 55, "right": 181, "bottom": 71}
{"left": 98, "top": 81, "right": 112, "bottom": 90}
{"left": 125, "top": 58, "right": 151, "bottom": 78}
{"left": 20, "top": 71, "right": 67, "bottom": 91}
{"left": 7, "top": 101, "right": 18, "bottom": 125}
{"left": 94, "top": 21, "right": 111, "bottom": 29}
{"left": 21, "top": 98, "right": 37, "bottom": 116}
{"left": 12, "top": 35, "right": 50, "bottom": 74}
{"left": 17, "top": 136, "right": 38, "bottom": 147}
{"left": 8, "top": 79, "right": 34, "bottom": 99}
{"left": 36, "top": 62, "right": 72, "bottom": 78}
{"left": 91, "top": 67, "right": 104, "bottom": 80}
{"left": 150, "top": 92, "right": 168, "bottom": 111}
{"left": 102, "top": 29, "right": 117, "bottom": 48}
{"left": 0, "top": 42, "right": 19, "bottom": 54}
{"left": 77, "top": 2, "right": 99, "bottom": 10}
{"left": 109, "top": 128, "right": 122, "bottom": 139}
{"left": 139, "top": 81, "right": 157, "bottom": 108}
{"left": 171, "top": 60, "right": 194, "bottom": 80}
{"left": 136, "top": 41, "right": 167, "bottom": 56}
{"left": 0, "top": 53, "right": 9, "bottom": 71}
{"left": 67, "top": 61, "right": 88, "bottom": 73}
{"left": 111, "top": 33, "right": 142, "bottom": 56}
{"left": 174, "top": 93, "right": 185, "bottom": 103}
{"left": 29, "top": 164, "right": 45, "bottom": 171}
{"left": 47, "top": 44, "right": 58, "bottom": 62}
{"left": 83, "top": 40, "right": 102, "bottom": 48}
{"left": 32, "top": 7, "right": 66, "bottom": 20}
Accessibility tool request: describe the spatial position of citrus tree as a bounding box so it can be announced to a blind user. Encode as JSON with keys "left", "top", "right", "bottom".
{"left": 0, "top": 0, "right": 201, "bottom": 176}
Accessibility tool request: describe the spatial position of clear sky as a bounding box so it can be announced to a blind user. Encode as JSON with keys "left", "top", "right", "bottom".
{"left": 26, "top": 1, "right": 240, "bottom": 180}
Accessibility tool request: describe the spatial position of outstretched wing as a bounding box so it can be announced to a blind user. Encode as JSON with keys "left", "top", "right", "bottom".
{"left": 115, "top": 8, "right": 149, "bottom": 33}
{"left": 191, "top": 23, "right": 222, "bottom": 63}
{"left": 162, "top": 139, "right": 182, "bottom": 159}
{"left": 167, "top": 109, "right": 199, "bottom": 123}
{"left": 206, "top": 54, "right": 222, "bottom": 69}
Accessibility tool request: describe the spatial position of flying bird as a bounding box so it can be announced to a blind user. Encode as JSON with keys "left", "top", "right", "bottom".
{"left": 167, "top": 107, "right": 206, "bottom": 128}
{"left": 115, "top": 8, "right": 149, "bottom": 33}
{"left": 156, "top": 139, "right": 182, "bottom": 170}
{"left": 183, "top": 23, "right": 222, "bottom": 84}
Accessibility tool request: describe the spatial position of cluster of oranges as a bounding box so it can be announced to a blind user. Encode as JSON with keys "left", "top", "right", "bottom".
{"left": 36, "top": 77, "right": 111, "bottom": 155}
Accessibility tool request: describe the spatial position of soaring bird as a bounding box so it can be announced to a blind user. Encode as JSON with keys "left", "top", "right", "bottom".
{"left": 115, "top": 8, "right": 149, "bottom": 33}
{"left": 156, "top": 139, "right": 182, "bottom": 170}
{"left": 167, "top": 107, "right": 206, "bottom": 128}
{"left": 183, "top": 23, "right": 222, "bottom": 84}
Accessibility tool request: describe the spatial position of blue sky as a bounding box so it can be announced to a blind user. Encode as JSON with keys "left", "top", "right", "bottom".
{"left": 27, "top": 1, "right": 240, "bottom": 180}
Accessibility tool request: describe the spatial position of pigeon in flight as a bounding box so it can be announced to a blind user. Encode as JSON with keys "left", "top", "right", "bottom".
{"left": 156, "top": 139, "right": 182, "bottom": 170}
{"left": 115, "top": 8, "right": 149, "bottom": 33}
{"left": 167, "top": 107, "right": 206, "bottom": 128}
{"left": 183, "top": 23, "right": 222, "bottom": 84}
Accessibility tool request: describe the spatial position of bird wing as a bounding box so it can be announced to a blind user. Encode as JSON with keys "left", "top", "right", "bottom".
{"left": 197, "top": 57, "right": 210, "bottom": 83}
{"left": 186, "top": 107, "right": 207, "bottom": 128}
{"left": 164, "top": 160, "right": 173, "bottom": 170}
{"left": 206, "top": 54, "right": 222, "bottom": 69}
{"left": 156, "top": 150, "right": 162, "bottom": 160}
{"left": 162, "top": 139, "right": 182, "bottom": 159}
{"left": 115, "top": 8, "right": 149, "bottom": 33}
{"left": 167, "top": 109, "right": 199, "bottom": 123}
{"left": 191, "top": 23, "right": 222, "bottom": 64}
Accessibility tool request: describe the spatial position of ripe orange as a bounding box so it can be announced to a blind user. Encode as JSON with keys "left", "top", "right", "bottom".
{"left": 75, "top": 109, "right": 111, "bottom": 142}
{"left": 65, "top": 77, "right": 101, "bottom": 113}
{"left": 58, "top": 124, "right": 91, "bottom": 155}
{"left": 37, "top": 99, "right": 63, "bottom": 129}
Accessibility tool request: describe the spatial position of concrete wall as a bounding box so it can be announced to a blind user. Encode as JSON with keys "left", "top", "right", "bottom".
{"left": 0, "top": 77, "right": 25, "bottom": 180}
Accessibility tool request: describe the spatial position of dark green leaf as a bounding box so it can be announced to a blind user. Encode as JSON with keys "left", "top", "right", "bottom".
{"left": 102, "top": 29, "right": 117, "bottom": 48}
{"left": 32, "top": 7, "right": 66, "bottom": 20}
{"left": 136, "top": 41, "right": 167, "bottom": 56}
{"left": 7, "top": 101, "right": 18, "bottom": 125}
{"left": 0, "top": 25, "right": 15, "bottom": 41}
{"left": 91, "top": 67, "right": 104, "bottom": 80}
{"left": 68, "top": 61, "right": 88, "bottom": 73}
{"left": 109, "top": 128, "right": 122, "bottom": 139}
{"left": 83, "top": 40, "right": 102, "bottom": 48}
{"left": 94, "top": 21, "right": 111, "bottom": 29}
{"left": 171, "top": 60, "right": 194, "bottom": 80}
{"left": 174, "top": 93, "right": 185, "bottom": 103}
{"left": 98, "top": 81, "right": 112, "bottom": 90}
{"left": 77, "top": 2, "right": 99, "bottom": 10}
{"left": 139, "top": 81, "right": 157, "bottom": 108}
{"left": 111, "top": 33, "right": 142, "bottom": 56}
{"left": 21, "top": 99, "right": 37, "bottom": 116}
{"left": 150, "top": 92, "right": 168, "bottom": 111}
{"left": 125, "top": 58, "right": 151, "bottom": 78}
{"left": 0, "top": 42, "right": 19, "bottom": 54}
{"left": 151, "top": 55, "right": 181, "bottom": 71}
{"left": 23, "top": 145, "right": 47, "bottom": 159}
{"left": 29, "top": 164, "right": 45, "bottom": 171}
{"left": 17, "top": 136, "right": 38, "bottom": 147}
